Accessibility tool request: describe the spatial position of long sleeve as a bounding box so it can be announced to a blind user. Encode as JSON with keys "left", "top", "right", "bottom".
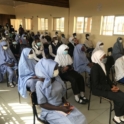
{"left": 91, "top": 65, "right": 112, "bottom": 91}
{"left": 49, "top": 45, "right": 56, "bottom": 57}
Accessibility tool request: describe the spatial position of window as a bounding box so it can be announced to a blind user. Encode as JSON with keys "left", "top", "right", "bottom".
{"left": 74, "top": 17, "right": 92, "bottom": 33}
{"left": 114, "top": 16, "right": 124, "bottom": 35}
{"left": 84, "top": 17, "right": 92, "bottom": 33}
{"left": 53, "top": 17, "right": 64, "bottom": 32}
{"left": 10, "top": 19, "right": 23, "bottom": 31}
{"left": 25, "top": 19, "right": 32, "bottom": 30}
{"left": 38, "top": 18, "right": 48, "bottom": 31}
{"left": 100, "top": 16, "right": 114, "bottom": 35}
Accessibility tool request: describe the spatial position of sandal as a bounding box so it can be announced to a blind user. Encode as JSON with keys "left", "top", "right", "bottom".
{"left": 75, "top": 97, "right": 86, "bottom": 104}
{"left": 9, "top": 83, "right": 15, "bottom": 88}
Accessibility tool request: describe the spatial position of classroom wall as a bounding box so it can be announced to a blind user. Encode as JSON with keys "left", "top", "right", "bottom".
{"left": 14, "top": 0, "right": 124, "bottom": 52}
{"left": 0, "top": 5, "right": 15, "bottom": 14}
{"left": 15, "top": 3, "right": 69, "bottom": 37}
{"left": 69, "top": 0, "right": 124, "bottom": 52}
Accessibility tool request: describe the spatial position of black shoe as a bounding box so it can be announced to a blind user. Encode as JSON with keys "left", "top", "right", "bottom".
{"left": 80, "top": 96, "right": 89, "bottom": 103}
{"left": 75, "top": 97, "right": 87, "bottom": 104}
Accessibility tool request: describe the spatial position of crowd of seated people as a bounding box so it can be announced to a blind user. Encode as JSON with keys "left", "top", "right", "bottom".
{"left": 1, "top": 23, "right": 124, "bottom": 124}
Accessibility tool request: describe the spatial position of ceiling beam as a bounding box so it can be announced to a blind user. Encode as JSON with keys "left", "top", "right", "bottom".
{"left": 14, "top": 0, "right": 69, "bottom": 8}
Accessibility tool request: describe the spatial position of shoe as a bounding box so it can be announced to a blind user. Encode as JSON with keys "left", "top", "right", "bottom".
{"left": 80, "top": 96, "right": 89, "bottom": 103}
{"left": 9, "top": 83, "right": 15, "bottom": 88}
{"left": 13, "top": 82, "right": 18, "bottom": 87}
{"left": 113, "top": 118, "right": 123, "bottom": 124}
{"left": 75, "top": 97, "right": 87, "bottom": 104}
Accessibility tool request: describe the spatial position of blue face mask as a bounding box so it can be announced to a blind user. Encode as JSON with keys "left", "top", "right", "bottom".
{"left": 101, "top": 58, "right": 107, "bottom": 64}
{"left": 37, "top": 42, "right": 41, "bottom": 46}
{"left": 63, "top": 51, "right": 68, "bottom": 55}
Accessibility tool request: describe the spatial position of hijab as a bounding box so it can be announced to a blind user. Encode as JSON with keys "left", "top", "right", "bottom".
{"left": 0, "top": 41, "right": 16, "bottom": 65}
{"left": 112, "top": 37, "right": 124, "bottom": 60}
{"left": 18, "top": 48, "right": 37, "bottom": 98}
{"left": 92, "top": 41, "right": 104, "bottom": 55}
{"left": 73, "top": 44, "right": 89, "bottom": 70}
{"left": 55, "top": 44, "right": 73, "bottom": 67}
{"left": 91, "top": 50, "right": 106, "bottom": 75}
{"left": 35, "top": 58, "right": 66, "bottom": 98}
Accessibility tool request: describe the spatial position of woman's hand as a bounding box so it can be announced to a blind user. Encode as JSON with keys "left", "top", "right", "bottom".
{"left": 6, "top": 62, "right": 15, "bottom": 67}
{"left": 60, "top": 106, "right": 70, "bottom": 113}
{"left": 62, "top": 66, "right": 69, "bottom": 72}
{"left": 111, "top": 85, "right": 119, "bottom": 92}
{"left": 87, "top": 63, "right": 93, "bottom": 68}
{"left": 32, "top": 76, "right": 38, "bottom": 79}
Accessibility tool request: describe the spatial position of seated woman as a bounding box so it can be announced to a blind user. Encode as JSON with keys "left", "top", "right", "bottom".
{"left": 91, "top": 50, "right": 124, "bottom": 124}
{"left": 35, "top": 58, "right": 87, "bottom": 124}
{"left": 18, "top": 48, "right": 38, "bottom": 98}
{"left": 92, "top": 41, "right": 104, "bottom": 55}
{"left": 73, "top": 44, "right": 92, "bottom": 74}
{"left": 48, "top": 36, "right": 62, "bottom": 60}
{"left": 55, "top": 44, "right": 88, "bottom": 104}
{"left": 0, "top": 41, "right": 17, "bottom": 87}
{"left": 32, "top": 36, "right": 45, "bottom": 59}
{"left": 84, "top": 34, "right": 94, "bottom": 53}
{"left": 112, "top": 37, "right": 124, "bottom": 61}
{"left": 10, "top": 40, "right": 20, "bottom": 62}
{"left": 115, "top": 56, "right": 124, "bottom": 84}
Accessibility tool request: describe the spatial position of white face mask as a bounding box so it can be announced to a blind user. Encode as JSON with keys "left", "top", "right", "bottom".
{"left": 2, "top": 37, "right": 6, "bottom": 40}
{"left": 53, "top": 69, "right": 59, "bottom": 77}
{"left": 119, "top": 40, "right": 123, "bottom": 43}
{"left": 87, "top": 36, "right": 90, "bottom": 39}
{"left": 101, "top": 58, "right": 107, "bottom": 64}
{"left": 3, "top": 46, "right": 8, "bottom": 50}
{"left": 100, "top": 45, "right": 104, "bottom": 48}
{"left": 28, "top": 54, "right": 34, "bottom": 59}
{"left": 13, "top": 41, "right": 17, "bottom": 45}
{"left": 55, "top": 40, "right": 58, "bottom": 44}
{"left": 23, "top": 37, "right": 26, "bottom": 40}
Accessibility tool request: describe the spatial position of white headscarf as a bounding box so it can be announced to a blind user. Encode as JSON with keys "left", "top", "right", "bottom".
{"left": 69, "top": 37, "right": 74, "bottom": 45}
{"left": 55, "top": 44, "right": 73, "bottom": 67}
{"left": 92, "top": 41, "right": 103, "bottom": 55}
{"left": 91, "top": 50, "right": 106, "bottom": 75}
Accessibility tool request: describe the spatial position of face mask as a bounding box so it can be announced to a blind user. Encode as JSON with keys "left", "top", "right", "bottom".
{"left": 53, "top": 69, "right": 59, "bottom": 77}
{"left": 3, "top": 46, "right": 8, "bottom": 50}
{"left": 28, "top": 54, "right": 34, "bottom": 59}
{"left": 87, "top": 36, "right": 90, "bottom": 39}
{"left": 37, "top": 42, "right": 41, "bottom": 46}
{"left": 101, "top": 58, "right": 107, "bottom": 64}
{"left": 100, "top": 45, "right": 104, "bottom": 48}
{"left": 13, "top": 41, "right": 17, "bottom": 45}
{"left": 63, "top": 51, "right": 68, "bottom": 55}
{"left": 23, "top": 37, "right": 26, "bottom": 40}
{"left": 55, "top": 40, "right": 58, "bottom": 44}
{"left": 119, "top": 40, "right": 122, "bottom": 43}
{"left": 2, "top": 37, "right": 6, "bottom": 40}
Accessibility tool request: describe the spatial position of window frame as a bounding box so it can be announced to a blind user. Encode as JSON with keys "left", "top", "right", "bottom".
{"left": 53, "top": 17, "right": 65, "bottom": 32}
{"left": 74, "top": 16, "right": 92, "bottom": 34}
{"left": 25, "top": 18, "right": 32, "bottom": 30}
{"left": 38, "top": 18, "right": 48, "bottom": 31}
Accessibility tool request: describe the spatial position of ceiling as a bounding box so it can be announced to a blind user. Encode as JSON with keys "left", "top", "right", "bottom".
{"left": 0, "top": 0, "right": 25, "bottom": 6}
{"left": 0, "top": 0, "right": 69, "bottom": 8}
{"left": 15, "top": 0, "right": 69, "bottom": 8}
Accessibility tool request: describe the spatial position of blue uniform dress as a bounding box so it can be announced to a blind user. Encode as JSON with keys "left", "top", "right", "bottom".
{"left": 73, "top": 44, "right": 91, "bottom": 74}
{"left": 18, "top": 48, "right": 38, "bottom": 98}
{"left": 35, "top": 58, "right": 87, "bottom": 124}
{"left": 0, "top": 41, "right": 17, "bottom": 83}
